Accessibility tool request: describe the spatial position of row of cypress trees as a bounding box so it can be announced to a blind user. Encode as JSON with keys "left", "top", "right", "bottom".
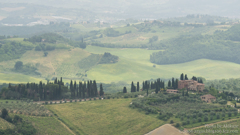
{"left": 69, "top": 80, "right": 104, "bottom": 99}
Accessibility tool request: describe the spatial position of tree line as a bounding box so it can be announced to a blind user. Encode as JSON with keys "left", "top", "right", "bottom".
{"left": 150, "top": 24, "right": 240, "bottom": 65}
{"left": 0, "top": 78, "right": 105, "bottom": 101}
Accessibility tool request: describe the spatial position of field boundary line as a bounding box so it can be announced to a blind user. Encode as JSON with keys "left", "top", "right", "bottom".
{"left": 54, "top": 116, "right": 76, "bottom": 135}
{"left": 187, "top": 118, "right": 240, "bottom": 130}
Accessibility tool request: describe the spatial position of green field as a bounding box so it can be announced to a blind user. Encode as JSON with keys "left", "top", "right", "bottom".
{"left": 190, "top": 119, "right": 240, "bottom": 135}
{"left": 6, "top": 114, "right": 73, "bottom": 135}
{"left": 85, "top": 46, "right": 240, "bottom": 83}
{"left": 0, "top": 117, "right": 14, "bottom": 130}
{"left": 0, "top": 73, "right": 45, "bottom": 84}
{"left": 47, "top": 98, "right": 164, "bottom": 135}
{"left": 0, "top": 45, "right": 240, "bottom": 84}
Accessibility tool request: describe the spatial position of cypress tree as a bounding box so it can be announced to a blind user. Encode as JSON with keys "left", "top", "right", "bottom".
{"left": 145, "top": 81, "right": 148, "bottom": 90}
{"left": 155, "top": 83, "right": 158, "bottom": 94}
{"left": 100, "top": 84, "right": 104, "bottom": 96}
{"left": 44, "top": 88, "right": 47, "bottom": 100}
{"left": 185, "top": 74, "right": 188, "bottom": 80}
{"left": 123, "top": 87, "right": 127, "bottom": 93}
{"left": 70, "top": 80, "right": 73, "bottom": 98}
{"left": 87, "top": 81, "right": 90, "bottom": 97}
{"left": 79, "top": 82, "right": 82, "bottom": 98}
{"left": 172, "top": 78, "right": 175, "bottom": 89}
{"left": 83, "top": 82, "right": 86, "bottom": 98}
{"left": 59, "top": 84, "right": 62, "bottom": 99}
{"left": 137, "top": 82, "right": 139, "bottom": 92}
{"left": 93, "top": 80, "right": 98, "bottom": 97}
{"left": 131, "top": 81, "right": 135, "bottom": 92}
{"left": 182, "top": 90, "right": 185, "bottom": 96}
{"left": 168, "top": 80, "right": 171, "bottom": 88}
{"left": 54, "top": 77, "right": 57, "bottom": 84}
{"left": 142, "top": 81, "right": 145, "bottom": 90}
{"left": 180, "top": 73, "right": 184, "bottom": 80}
{"left": 74, "top": 81, "right": 77, "bottom": 98}
{"left": 175, "top": 79, "right": 179, "bottom": 89}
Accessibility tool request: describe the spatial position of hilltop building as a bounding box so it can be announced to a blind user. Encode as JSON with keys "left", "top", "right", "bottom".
{"left": 201, "top": 94, "right": 216, "bottom": 103}
{"left": 166, "top": 89, "right": 179, "bottom": 94}
{"left": 178, "top": 80, "right": 204, "bottom": 91}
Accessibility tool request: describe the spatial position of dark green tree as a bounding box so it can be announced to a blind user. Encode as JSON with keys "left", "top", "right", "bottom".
{"left": 168, "top": 80, "right": 171, "bottom": 87}
{"left": 14, "top": 61, "right": 23, "bottom": 70}
{"left": 137, "top": 82, "right": 139, "bottom": 92}
{"left": 1, "top": 108, "right": 8, "bottom": 119}
{"left": 100, "top": 83, "right": 104, "bottom": 96}
{"left": 180, "top": 73, "right": 184, "bottom": 80}
{"left": 123, "top": 87, "right": 127, "bottom": 93}
{"left": 185, "top": 74, "right": 188, "bottom": 80}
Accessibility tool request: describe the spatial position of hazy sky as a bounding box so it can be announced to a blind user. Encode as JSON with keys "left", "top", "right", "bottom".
{"left": 0, "top": 0, "right": 240, "bottom": 18}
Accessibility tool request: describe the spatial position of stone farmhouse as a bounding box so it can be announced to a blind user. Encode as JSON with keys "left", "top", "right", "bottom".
{"left": 178, "top": 80, "right": 205, "bottom": 91}
{"left": 166, "top": 89, "right": 179, "bottom": 94}
{"left": 200, "top": 94, "right": 216, "bottom": 103}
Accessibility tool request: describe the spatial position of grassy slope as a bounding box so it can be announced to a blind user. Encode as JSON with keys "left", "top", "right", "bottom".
{"left": 0, "top": 73, "right": 45, "bottom": 84}
{"left": 0, "top": 47, "right": 91, "bottom": 82}
{"left": 47, "top": 98, "right": 163, "bottom": 135}
{"left": 19, "top": 115, "right": 73, "bottom": 135}
{"left": 0, "top": 117, "right": 14, "bottom": 130}
{"left": 191, "top": 119, "right": 240, "bottom": 135}
{"left": 85, "top": 46, "right": 240, "bottom": 83}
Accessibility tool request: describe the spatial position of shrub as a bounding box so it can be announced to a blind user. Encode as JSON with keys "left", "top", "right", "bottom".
{"left": 50, "top": 101, "right": 52, "bottom": 104}
{"left": 198, "top": 118, "right": 202, "bottom": 122}
{"left": 94, "top": 97, "right": 96, "bottom": 100}
{"left": 75, "top": 99, "right": 77, "bottom": 102}
{"left": 70, "top": 100, "right": 72, "bottom": 102}
{"left": 45, "top": 101, "right": 48, "bottom": 104}
{"left": 55, "top": 102, "right": 56, "bottom": 104}
{"left": 124, "top": 95, "right": 128, "bottom": 98}
{"left": 217, "top": 115, "right": 220, "bottom": 119}
{"left": 175, "top": 123, "right": 180, "bottom": 128}
{"left": 228, "top": 112, "right": 232, "bottom": 117}
{"left": 99, "top": 97, "right": 101, "bottom": 100}
{"left": 192, "top": 118, "right": 196, "bottom": 123}
{"left": 79, "top": 99, "right": 82, "bottom": 102}
{"left": 64, "top": 100, "right": 67, "bottom": 103}
{"left": 103, "top": 97, "right": 106, "bottom": 99}
{"left": 204, "top": 116, "right": 208, "bottom": 121}
{"left": 222, "top": 117, "right": 225, "bottom": 120}
{"left": 170, "top": 120, "right": 174, "bottom": 124}
{"left": 84, "top": 98, "right": 86, "bottom": 101}
{"left": 89, "top": 98, "right": 92, "bottom": 101}
{"left": 5, "top": 101, "right": 8, "bottom": 103}
{"left": 60, "top": 101, "right": 62, "bottom": 103}
{"left": 107, "top": 96, "right": 110, "bottom": 99}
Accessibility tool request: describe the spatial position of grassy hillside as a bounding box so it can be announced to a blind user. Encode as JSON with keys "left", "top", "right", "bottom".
{"left": 47, "top": 98, "right": 163, "bottom": 135}
{"left": 85, "top": 46, "right": 240, "bottom": 83}
{"left": 191, "top": 119, "right": 240, "bottom": 135}
{"left": 17, "top": 115, "right": 73, "bottom": 135}
{"left": 0, "top": 73, "right": 45, "bottom": 84}
{"left": 0, "top": 117, "right": 14, "bottom": 130}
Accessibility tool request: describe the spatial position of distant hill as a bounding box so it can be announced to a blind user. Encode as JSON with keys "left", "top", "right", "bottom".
{"left": 1, "top": 0, "right": 240, "bottom": 18}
